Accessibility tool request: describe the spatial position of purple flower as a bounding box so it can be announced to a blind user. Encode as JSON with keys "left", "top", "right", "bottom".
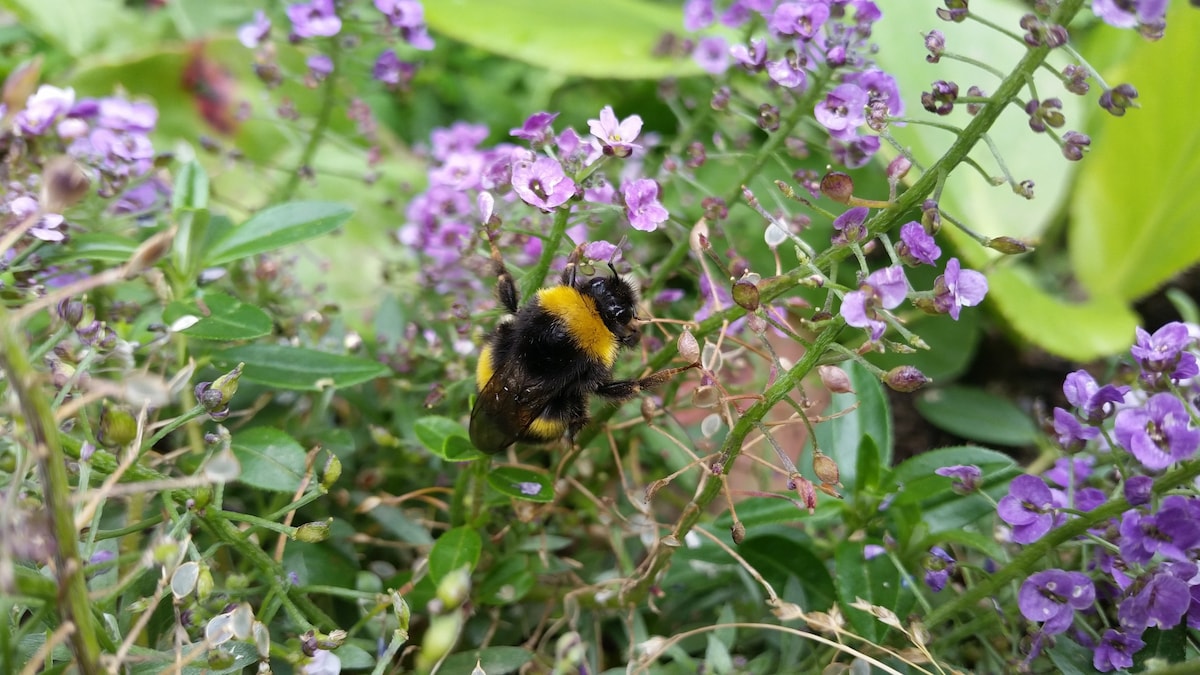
{"left": 683, "top": 0, "right": 714, "bottom": 31}
{"left": 511, "top": 157, "right": 576, "bottom": 211}
{"left": 1062, "top": 369, "right": 1127, "bottom": 424}
{"left": 997, "top": 474, "right": 1059, "bottom": 544}
{"left": 897, "top": 221, "right": 940, "bottom": 265}
{"left": 931, "top": 258, "right": 988, "bottom": 320}
{"left": 1051, "top": 407, "right": 1100, "bottom": 452}
{"left": 430, "top": 122, "right": 489, "bottom": 162}
{"left": 766, "top": 56, "right": 807, "bottom": 89}
{"left": 770, "top": 1, "right": 830, "bottom": 39}
{"left": 516, "top": 481, "right": 542, "bottom": 496}
{"left": 1093, "top": 0, "right": 1168, "bottom": 29}
{"left": 863, "top": 544, "right": 886, "bottom": 560}
{"left": 840, "top": 266, "right": 907, "bottom": 341}
{"left": 693, "top": 36, "right": 730, "bottom": 75}
{"left": 97, "top": 98, "right": 158, "bottom": 133}
{"left": 621, "top": 178, "right": 669, "bottom": 232}
{"left": 1093, "top": 629, "right": 1144, "bottom": 672}
{"left": 1123, "top": 475, "right": 1153, "bottom": 507}
{"left": 1114, "top": 392, "right": 1200, "bottom": 470}
{"left": 1119, "top": 496, "right": 1200, "bottom": 563}
{"left": 1018, "top": 569, "right": 1094, "bottom": 634}
{"left": 924, "top": 546, "right": 955, "bottom": 593}
{"left": 556, "top": 127, "right": 602, "bottom": 169}
{"left": 730, "top": 38, "right": 767, "bottom": 70}
{"left": 934, "top": 464, "right": 981, "bottom": 494}
{"left": 374, "top": 0, "right": 434, "bottom": 49}
{"left": 287, "top": 0, "right": 342, "bottom": 38}
{"left": 588, "top": 105, "right": 643, "bottom": 157}
{"left": 831, "top": 206, "right": 869, "bottom": 245}
{"left": 1045, "top": 455, "right": 1094, "bottom": 489}
{"left": 829, "top": 134, "right": 880, "bottom": 169}
{"left": 814, "top": 84, "right": 867, "bottom": 141}
{"left": 1131, "top": 322, "right": 1198, "bottom": 380}
{"left": 373, "top": 50, "right": 414, "bottom": 87}
{"left": 238, "top": 10, "right": 271, "bottom": 48}
{"left": 15, "top": 85, "right": 75, "bottom": 135}
{"left": 509, "top": 111, "right": 558, "bottom": 143}
{"left": 307, "top": 54, "right": 334, "bottom": 81}
{"left": 849, "top": 68, "right": 906, "bottom": 118}
{"left": 1119, "top": 567, "right": 1190, "bottom": 632}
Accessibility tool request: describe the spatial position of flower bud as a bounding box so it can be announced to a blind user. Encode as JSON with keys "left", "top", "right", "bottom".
{"left": 731, "top": 520, "right": 746, "bottom": 545}
{"left": 820, "top": 172, "right": 854, "bottom": 204}
{"left": 436, "top": 566, "right": 471, "bottom": 611}
{"left": 40, "top": 156, "right": 91, "bottom": 213}
{"left": 677, "top": 329, "right": 700, "bottom": 363}
{"left": 211, "top": 362, "right": 244, "bottom": 407}
{"left": 985, "top": 236, "right": 1032, "bottom": 255}
{"left": 416, "top": 613, "right": 464, "bottom": 672}
{"left": 294, "top": 519, "right": 332, "bottom": 543}
{"left": 98, "top": 404, "right": 138, "bottom": 448}
{"left": 392, "top": 591, "right": 411, "bottom": 635}
{"left": 817, "top": 365, "right": 853, "bottom": 394}
{"left": 320, "top": 452, "right": 342, "bottom": 491}
{"left": 883, "top": 365, "right": 931, "bottom": 392}
{"left": 732, "top": 278, "right": 760, "bottom": 312}
{"left": 197, "top": 563, "right": 215, "bottom": 602}
{"left": 812, "top": 452, "right": 841, "bottom": 486}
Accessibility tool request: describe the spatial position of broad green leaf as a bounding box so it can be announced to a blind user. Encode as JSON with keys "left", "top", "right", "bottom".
{"left": 204, "top": 201, "right": 353, "bottom": 266}
{"left": 914, "top": 386, "right": 1038, "bottom": 447}
{"left": 163, "top": 291, "right": 272, "bottom": 341}
{"left": 364, "top": 501, "right": 434, "bottom": 545}
{"left": 834, "top": 540, "right": 911, "bottom": 644}
{"left": 172, "top": 160, "right": 211, "bottom": 279}
{"left": 330, "top": 643, "right": 374, "bottom": 669}
{"left": 428, "top": 526, "right": 483, "bottom": 584}
{"left": 50, "top": 233, "right": 139, "bottom": 263}
{"left": 8, "top": 0, "right": 128, "bottom": 58}
{"left": 211, "top": 344, "right": 390, "bottom": 391}
{"left": 739, "top": 533, "right": 835, "bottom": 611}
{"left": 414, "top": 416, "right": 486, "bottom": 461}
{"left": 487, "top": 466, "right": 554, "bottom": 503}
{"left": 477, "top": 556, "right": 538, "bottom": 606}
{"left": 1073, "top": 4, "right": 1200, "bottom": 303}
{"left": 867, "top": 309, "right": 981, "bottom": 382}
{"left": 425, "top": 0, "right": 701, "bottom": 80}
{"left": 439, "top": 646, "right": 533, "bottom": 675}
{"left": 814, "top": 360, "right": 891, "bottom": 495}
{"left": 126, "top": 642, "right": 258, "bottom": 675}
{"left": 444, "top": 435, "right": 488, "bottom": 461}
{"left": 915, "top": 529, "right": 1007, "bottom": 563}
{"left": 229, "top": 427, "right": 306, "bottom": 493}
{"left": 1046, "top": 636, "right": 1098, "bottom": 675}
{"left": 281, "top": 539, "right": 359, "bottom": 586}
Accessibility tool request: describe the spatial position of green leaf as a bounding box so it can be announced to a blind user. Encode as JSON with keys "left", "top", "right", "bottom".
{"left": 49, "top": 233, "right": 139, "bottom": 263}
{"left": 8, "top": 0, "right": 130, "bottom": 58}
{"left": 229, "top": 427, "right": 306, "bottom": 493}
{"left": 425, "top": 0, "right": 701, "bottom": 80}
{"left": 172, "top": 160, "right": 211, "bottom": 279}
{"left": 439, "top": 646, "right": 533, "bottom": 675}
{"left": 477, "top": 555, "right": 537, "bottom": 606}
{"left": 163, "top": 291, "right": 272, "bottom": 341}
{"left": 1045, "top": 635, "right": 1097, "bottom": 675}
{"left": 428, "top": 526, "right": 483, "bottom": 584}
{"left": 487, "top": 466, "right": 554, "bottom": 503}
{"left": 739, "top": 533, "right": 836, "bottom": 611}
{"left": 414, "top": 416, "right": 486, "bottom": 461}
{"left": 1073, "top": 5, "right": 1200, "bottom": 303}
{"left": 281, "top": 539, "right": 359, "bottom": 586}
{"left": 204, "top": 201, "right": 353, "bottom": 265}
{"left": 834, "top": 540, "right": 911, "bottom": 644}
{"left": 364, "top": 501, "right": 434, "bottom": 545}
{"left": 814, "top": 361, "right": 892, "bottom": 494}
{"left": 211, "top": 344, "right": 390, "bottom": 391}
{"left": 914, "top": 386, "right": 1038, "bottom": 447}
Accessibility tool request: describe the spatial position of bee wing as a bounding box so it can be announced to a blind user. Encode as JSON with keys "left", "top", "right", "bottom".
{"left": 469, "top": 361, "right": 557, "bottom": 454}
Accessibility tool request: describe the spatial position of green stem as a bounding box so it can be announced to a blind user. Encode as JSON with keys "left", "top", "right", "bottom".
{"left": 523, "top": 206, "right": 571, "bottom": 299}
{"left": 213, "top": 509, "right": 299, "bottom": 537}
{"left": 273, "top": 36, "right": 342, "bottom": 204}
{"left": 0, "top": 307, "right": 102, "bottom": 674}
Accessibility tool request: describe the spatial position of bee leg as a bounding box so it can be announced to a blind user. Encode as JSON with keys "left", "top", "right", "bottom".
{"left": 481, "top": 225, "right": 519, "bottom": 313}
{"left": 594, "top": 363, "right": 700, "bottom": 402}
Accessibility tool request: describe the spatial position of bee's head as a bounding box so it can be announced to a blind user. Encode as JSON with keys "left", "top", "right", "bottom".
{"left": 579, "top": 263, "right": 641, "bottom": 347}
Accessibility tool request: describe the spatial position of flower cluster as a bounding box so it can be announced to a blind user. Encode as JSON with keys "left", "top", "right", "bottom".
{"left": 238, "top": 0, "right": 433, "bottom": 90}
{"left": 682, "top": 0, "right": 903, "bottom": 169}
{"left": 1, "top": 84, "right": 167, "bottom": 290}
{"left": 938, "top": 322, "right": 1200, "bottom": 671}
{"left": 400, "top": 106, "right": 670, "bottom": 298}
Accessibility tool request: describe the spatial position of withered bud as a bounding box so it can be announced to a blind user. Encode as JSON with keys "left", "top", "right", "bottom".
{"left": 819, "top": 172, "right": 854, "bottom": 204}
{"left": 886, "top": 155, "right": 911, "bottom": 183}
{"left": 732, "top": 278, "right": 760, "bottom": 312}
{"left": 883, "top": 365, "right": 931, "bottom": 393}
{"left": 40, "top": 156, "right": 92, "bottom": 213}
{"left": 812, "top": 452, "right": 841, "bottom": 486}
{"left": 817, "top": 365, "right": 853, "bottom": 393}
{"left": 2, "top": 56, "right": 42, "bottom": 112}
{"left": 640, "top": 396, "right": 659, "bottom": 423}
{"left": 746, "top": 313, "right": 767, "bottom": 334}
{"left": 985, "top": 236, "right": 1034, "bottom": 255}
{"left": 689, "top": 218, "right": 711, "bottom": 253}
{"left": 731, "top": 521, "right": 746, "bottom": 545}
{"left": 677, "top": 329, "right": 700, "bottom": 362}
{"left": 125, "top": 226, "right": 176, "bottom": 278}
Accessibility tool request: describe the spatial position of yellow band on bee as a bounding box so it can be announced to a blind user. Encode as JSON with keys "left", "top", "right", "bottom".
{"left": 526, "top": 417, "right": 567, "bottom": 440}
{"left": 536, "top": 286, "right": 619, "bottom": 367}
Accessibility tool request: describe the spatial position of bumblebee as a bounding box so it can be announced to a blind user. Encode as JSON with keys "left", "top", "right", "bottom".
{"left": 470, "top": 235, "right": 697, "bottom": 455}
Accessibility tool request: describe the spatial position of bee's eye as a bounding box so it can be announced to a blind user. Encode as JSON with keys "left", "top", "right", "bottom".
{"left": 613, "top": 306, "right": 633, "bottom": 324}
